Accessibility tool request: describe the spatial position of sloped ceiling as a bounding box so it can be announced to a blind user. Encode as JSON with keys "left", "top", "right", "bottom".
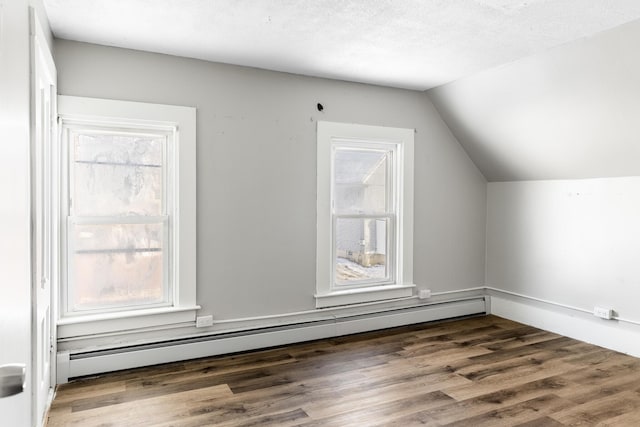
{"left": 428, "top": 19, "right": 640, "bottom": 182}
{"left": 44, "top": 0, "right": 640, "bottom": 90}
{"left": 45, "top": 1, "right": 640, "bottom": 181}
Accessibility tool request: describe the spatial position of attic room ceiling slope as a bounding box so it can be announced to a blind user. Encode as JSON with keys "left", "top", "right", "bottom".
{"left": 44, "top": 0, "right": 640, "bottom": 90}
{"left": 428, "top": 18, "right": 640, "bottom": 182}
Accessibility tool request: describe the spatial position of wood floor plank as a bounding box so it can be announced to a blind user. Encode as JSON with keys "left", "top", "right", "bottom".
{"left": 595, "top": 406, "right": 640, "bottom": 426}
{"left": 549, "top": 390, "right": 640, "bottom": 425}
{"left": 300, "top": 367, "right": 469, "bottom": 419}
{"left": 295, "top": 390, "right": 453, "bottom": 427}
{"left": 442, "top": 393, "right": 575, "bottom": 427}
{"left": 47, "top": 315, "right": 640, "bottom": 427}
{"left": 479, "top": 329, "right": 563, "bottom": 352}
{"left": 426, "top": 376, "right": 571, "bottom": 424}
{"left": 515, "top": 416, "right": 566, "bottom": 426}
{"left": 442, "top": 356, "right": 576, "bottom": 401}
{"left": 47, "top": 384, "right": 232, "bottom": 427}
{"left": 51, "top": 380, "right": 127, "bottom": 404}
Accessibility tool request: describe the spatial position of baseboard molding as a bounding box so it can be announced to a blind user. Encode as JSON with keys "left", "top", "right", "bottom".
{"left": 57, "top": 297, "right": 486, "bottom": 383}
{"left": 488, "top": 289, "right": 640, "bottom": 358}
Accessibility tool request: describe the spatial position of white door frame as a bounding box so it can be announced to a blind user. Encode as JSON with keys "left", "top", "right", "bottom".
{"left": 30, "top": 7, "right": 57, "bottom": 427}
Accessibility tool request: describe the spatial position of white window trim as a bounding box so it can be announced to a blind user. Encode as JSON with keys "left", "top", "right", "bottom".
{"left": 316, "top": 121, "right": 415, "bottom": 308}
{"left": 57, "top": 96, "right": 199, "bottom": 338}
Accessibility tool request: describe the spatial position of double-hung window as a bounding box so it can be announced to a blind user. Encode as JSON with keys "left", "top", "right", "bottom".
{"left": 57, "top": 96, "right": 198, "bottom": 337}
{"left": 316, "top": 121, "right": 415, "bottom": 308}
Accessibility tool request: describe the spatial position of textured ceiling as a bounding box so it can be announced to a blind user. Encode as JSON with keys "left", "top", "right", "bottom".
{"left": 44, "top": 0, "right": 640, "bottom": 90}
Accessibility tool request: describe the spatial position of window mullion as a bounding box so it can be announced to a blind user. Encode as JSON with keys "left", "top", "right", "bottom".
{"left": 70, "top": 215, "right": 168, "bottom": 225}
{"left": 333, "top": 212, "right": 393, "bottom": 219}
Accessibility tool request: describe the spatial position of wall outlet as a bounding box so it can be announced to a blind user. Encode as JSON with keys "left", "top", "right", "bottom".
{"left": 196, "top": 315, "right": 214, "bottom": 328}
{"left": 593, "top": 306, "right": 613, "bottom": 320}
{"left": 418, "top": 289, "right": 431, "bottom": 299}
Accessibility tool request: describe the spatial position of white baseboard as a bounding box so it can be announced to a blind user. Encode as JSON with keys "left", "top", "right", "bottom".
{"left": 58, "top": 297, "right": 486, "bottom": 383}
{"left": 488, "top": 289, "right": 640, "bottom": 358}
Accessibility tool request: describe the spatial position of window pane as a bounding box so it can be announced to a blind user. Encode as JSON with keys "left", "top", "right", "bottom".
{"left": 335, "top": 217, "right": 388, "bottom": 285}
{"left": 72, "top": 223, "right": 164, "bottom": 311}
{"left": 334, "top": 148, "right": 389, "bottom": 213}
{"left": 73, "top": 133, "right": 164, "bottom": 216}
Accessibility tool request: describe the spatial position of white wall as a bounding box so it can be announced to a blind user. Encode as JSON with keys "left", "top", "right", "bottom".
{"left": 487, "top": 178, "right": 640, "bottom": 327}
{"left": 53, "top": 40, "right": 486, "bottom": 347}
{"left": 428, "top": 19, "right": 640, "bottom": 182}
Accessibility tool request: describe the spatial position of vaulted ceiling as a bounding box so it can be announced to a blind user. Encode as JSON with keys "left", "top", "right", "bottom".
{"left": 428, "top": 18, "right": 640, "bottom": 181}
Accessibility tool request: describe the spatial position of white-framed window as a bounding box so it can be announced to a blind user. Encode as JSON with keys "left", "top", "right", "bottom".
{"left": 316, "top": 121, "right": 415, "bottom": 308}
{"left": 57, "top": 96, "right": 199, "bottom": 337}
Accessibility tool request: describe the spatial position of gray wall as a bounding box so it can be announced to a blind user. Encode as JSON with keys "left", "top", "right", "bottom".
{"left": 54, "top": 39, "right": 486, "bottom": 321}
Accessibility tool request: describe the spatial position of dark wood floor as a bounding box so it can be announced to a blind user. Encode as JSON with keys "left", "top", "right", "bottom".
{"left": 47, "top": 315, "right": 640, "bottom": 426}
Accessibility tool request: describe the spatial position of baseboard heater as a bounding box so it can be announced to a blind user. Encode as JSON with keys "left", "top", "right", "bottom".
{"left": 58, "top": 297, "right": 486, "bottom": 383}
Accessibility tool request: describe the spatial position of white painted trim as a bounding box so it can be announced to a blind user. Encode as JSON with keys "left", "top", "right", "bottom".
{"left": 65, "top": 323, "right": 337, "bottom": 381}
{"left": 316, "top": 121, "right": 415, "bottom": 307}
{"left": 486, "top": 287, "right": 640, "bottom": 326}
{"left": 432, "top": 286, "right": 485, "bottom": 296}
{"left": 334, "top": 298, "right": 485, "bottom": 336}
{"left": 55, "top": 352, "right": 70, "bottom": 385}
{"left": 57, "top": 297, "right": 487, "bottom": 382}
{"left": 53, "top": 283, "right": 640, "bottom": 383}
{"left": 57, "top": 306, "right": 200, "bottom": 338}
{"left": 315, "top": 284, "right": 415, "bottom": 308}
{"left": 57, "top": 321, "right": 194, "bottom": 343}
{"left": 208, "top": 287, "right": 484, "bottom": 327}
{"left": 488, "top": 289, "right": 640, "bottom": 358}
{"left": 57, "top": 96, "right": 197, "bottom": 339}
{"left": 30, "top": 8, "right": 57, "bottom": 427}
{"left": 57, "top": 288, "right": 487, "bottom": 348}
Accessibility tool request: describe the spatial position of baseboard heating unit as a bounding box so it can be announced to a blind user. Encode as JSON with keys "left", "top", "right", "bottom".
{"left": 57, "top": 296, "right": 486, "bottom": 383}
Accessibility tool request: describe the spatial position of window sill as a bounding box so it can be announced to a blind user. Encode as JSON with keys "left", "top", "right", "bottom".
{"left": 57, "top": 305, "right": 201, "bottom": 339}
{"left": 315, "top": 284, "right": 415, "bottom": 308}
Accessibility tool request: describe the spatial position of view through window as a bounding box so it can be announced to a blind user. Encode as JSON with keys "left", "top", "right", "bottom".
{"left": 333, "top": 146, "right": 394, "bottom": 286}
{"left": 67, "top": 129, "right": 170, "bottom": 312}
